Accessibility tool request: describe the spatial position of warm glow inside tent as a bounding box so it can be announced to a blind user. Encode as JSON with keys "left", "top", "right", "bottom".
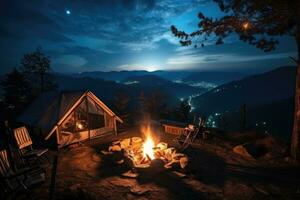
{"left": 18, "top": 90, "right": 123, "bottom": 148}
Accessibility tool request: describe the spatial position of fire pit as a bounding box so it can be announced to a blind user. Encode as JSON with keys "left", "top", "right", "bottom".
{"left": 102, "top": 126, "right": 188, "bottom": 173}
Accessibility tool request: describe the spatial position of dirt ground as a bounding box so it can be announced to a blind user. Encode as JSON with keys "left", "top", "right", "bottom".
{"left": 19, "top": 127, "right": 300, "bottom": 200}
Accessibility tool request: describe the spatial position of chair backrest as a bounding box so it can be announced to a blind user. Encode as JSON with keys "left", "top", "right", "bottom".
{"left": 0, "top": 149, "right": 11, "bottom": 176}
{"left": 13, "top": 126, "right": 33, "bottom": 150}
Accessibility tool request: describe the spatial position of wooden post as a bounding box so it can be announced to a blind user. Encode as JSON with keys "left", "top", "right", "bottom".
{"left": 114, "top": 117, "right": 117, "bottom": 136}
{"left": 86, "top": 96, "right": 90, "bottom": 140}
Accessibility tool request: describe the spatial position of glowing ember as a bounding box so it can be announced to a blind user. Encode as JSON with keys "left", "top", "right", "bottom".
{"left": 143, "top": 136, "right": 155, "bottom": 160}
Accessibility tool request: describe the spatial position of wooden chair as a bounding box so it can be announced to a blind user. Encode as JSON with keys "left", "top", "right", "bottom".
{"left": 175, "top": 118, "right": 208, "bottom": 150}
{"left": 13, "top": 126, "right": 49, "bottom": 165}
{"left": 0, "top": 149, "right": 46, "bottom": 198}
{"left": 176, "top": 125, "right": 200, "bottom": 150}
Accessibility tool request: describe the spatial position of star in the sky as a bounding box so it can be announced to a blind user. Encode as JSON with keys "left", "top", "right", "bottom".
{"left": 66, "top": 9, "right": 71, "bottom": 15}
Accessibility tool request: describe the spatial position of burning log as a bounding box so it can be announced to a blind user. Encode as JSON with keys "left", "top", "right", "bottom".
{"left": 104, "top": 135, "right": 189, "bottom": 171}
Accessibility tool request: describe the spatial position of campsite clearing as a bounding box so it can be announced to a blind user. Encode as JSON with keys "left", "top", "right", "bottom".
{"left": 25, "top": 127, "right": 300, "bottom": 200}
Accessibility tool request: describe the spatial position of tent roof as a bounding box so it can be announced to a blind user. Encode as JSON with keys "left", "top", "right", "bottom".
{"left": 18, "top": 90, "right": 122, "bottom": 138}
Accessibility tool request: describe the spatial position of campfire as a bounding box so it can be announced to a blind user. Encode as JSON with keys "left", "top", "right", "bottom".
{"left": 102, "top": 125, "right": 188, "bottom": 171}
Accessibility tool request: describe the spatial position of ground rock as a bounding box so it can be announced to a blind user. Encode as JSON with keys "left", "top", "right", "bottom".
{"left": 179, "top": 156, "right": 189, "bottom": 169}
{"left": 130, "top": 185, "right": 150, "bottom": 195}
{"left": 109, "top": 145, "right": 122, "bottom": 152}
{"left": 122, "top": 170, "right": 139, "bottom": 178}
{"left": 233, "top": 144, "right": 254, "bottom": 159}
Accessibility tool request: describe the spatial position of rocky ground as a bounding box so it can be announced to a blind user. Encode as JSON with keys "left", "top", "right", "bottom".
{"left": 15, "top": 127, "right": 300, "bottom": 200}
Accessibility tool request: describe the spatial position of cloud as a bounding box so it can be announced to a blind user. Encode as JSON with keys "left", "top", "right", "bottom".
{"left": 52, "top": 55, "right": 87, "bottom": 68}
{"left": 0, "top": 0, "right": 296, "bottom": 73}
{"left": 167, "top": 51, "right": 297, "bottom": 66}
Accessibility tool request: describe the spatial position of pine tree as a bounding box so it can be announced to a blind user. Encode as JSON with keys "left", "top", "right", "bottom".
{"left": 21, "top": 47, "right": 56, "bottom": 94}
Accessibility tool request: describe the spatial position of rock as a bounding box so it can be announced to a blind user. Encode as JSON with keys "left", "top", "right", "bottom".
{"left": 164, "top": 162, "right": 173, "bottom": 169}
{"left": 179, "top": 156, "right": 189, "bottom": 169}
{"left": 130, "top": 185, "right": 149, "bottom": 195}
{"left": 172, "top": 171, "right": 187, "bottom": 178}
{"left": 164, "top": 148, "right": 175, "bottom": 161}
{"left": 101, "top": 150, "right": 113, "bottom": 155}
{"left": 116, "top": 159, "right": 124, "bottom": 164}
{"left": 164, "top": 160, "right": 178, "bottom": 169}
{"left": 135, "top": 163, "right": 150, "bottom": 169}
{"left": 122, "top": 170, "right": 139, "bottom": 178}
{"left": 109, "top": 145, "right": 122, "bottom": 152}
{"left": 233, "top": 145, "right": 254, "bottom": 159}
{"left": 109, "top": 178, "right": 135, "bottom": 187}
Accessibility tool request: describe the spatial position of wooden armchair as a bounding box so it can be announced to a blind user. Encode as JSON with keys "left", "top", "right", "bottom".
{"left": 176, "top": 125, "right": 200, "bottom": 150}
{"left": 0, "top": 149, "right": 46, "bottom": 198}
{"left": 13, "top": 126, "right": 49, "bottom": 165}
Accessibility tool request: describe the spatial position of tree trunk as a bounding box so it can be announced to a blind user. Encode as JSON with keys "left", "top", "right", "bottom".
{"left": 291, "top": 3, "right": 300, "bottom": 159}
{"left": 291, "top": 62, "right": 300, "bottom": 160}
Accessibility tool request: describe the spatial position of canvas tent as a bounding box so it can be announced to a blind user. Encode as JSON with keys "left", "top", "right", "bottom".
{"left": 18, "top": 90, "right": 123, "bottom": 148}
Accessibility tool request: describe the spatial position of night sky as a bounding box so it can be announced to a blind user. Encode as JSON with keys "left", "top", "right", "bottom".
{"left": 0, "top": 0, "right": 297, "bottom": 75}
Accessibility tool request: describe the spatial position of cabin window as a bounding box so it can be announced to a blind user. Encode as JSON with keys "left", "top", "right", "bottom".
{"left": 61, "top": 100, "right": 88, "bottom": 132}
{"left": 88, "top": 97, "right": 105, "bottom": 129}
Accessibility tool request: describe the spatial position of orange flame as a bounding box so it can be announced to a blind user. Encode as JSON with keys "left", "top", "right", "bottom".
{"left": 141, "top": 125, "right": 156, "bottom": 160}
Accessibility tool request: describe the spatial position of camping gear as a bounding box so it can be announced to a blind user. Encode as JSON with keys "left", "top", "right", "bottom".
{"left": 13, "top": 126, "right": 49, "bottom": 165}
{"left": 0, "top": 149, "right": 45, "bottom": 198}
{"left": 18, "top": 90, "right": 123, "bottom": 148}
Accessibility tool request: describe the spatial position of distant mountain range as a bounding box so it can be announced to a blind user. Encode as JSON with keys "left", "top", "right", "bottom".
{"left": 54, "top": 73, "right": 206, "bottom": 106}
{"left": 73, "top": 70, "right": 246, "bottom": 87}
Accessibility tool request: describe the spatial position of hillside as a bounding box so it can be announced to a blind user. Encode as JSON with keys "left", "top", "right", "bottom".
{"left": 192, "top": 66, "right": 296, "bottom": 116}
{"left": 215, "top": 98, "right": 294, "bottom": 139}
{"left": 122, "top": 75, "right": 206, "bottom": 98}
{"left": 74, "top": 70, "right": 244, "bottom": 86}
{"left": 54, "top": 74, "right": 205, "bottom": 106}
{"left": 182, "top": 71, "right": 245, "bottom": 85}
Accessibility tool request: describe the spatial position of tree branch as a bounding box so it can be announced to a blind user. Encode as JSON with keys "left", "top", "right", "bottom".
{"left": 289, "top": 56, "right": 298, "bottom": 64}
